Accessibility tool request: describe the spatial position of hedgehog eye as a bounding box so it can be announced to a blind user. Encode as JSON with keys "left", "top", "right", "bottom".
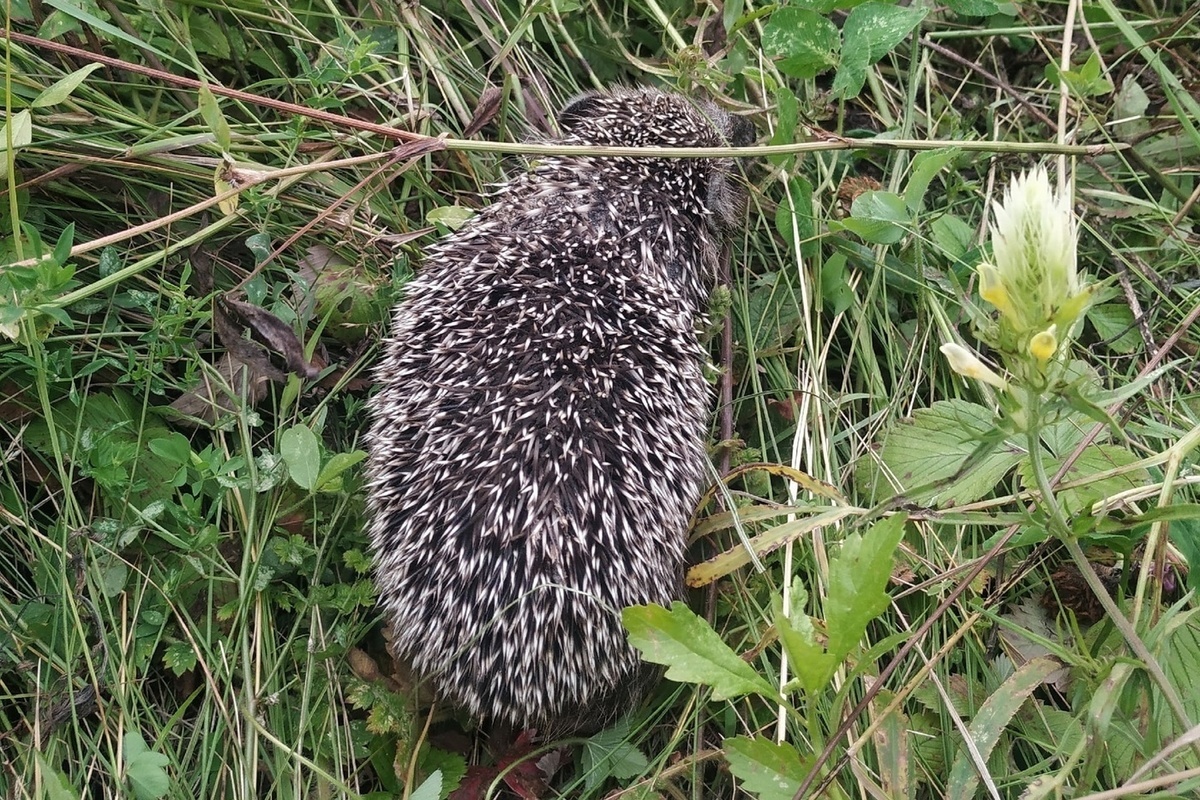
{"left": 558, "top": 92, "right": 606, "bottom": 133}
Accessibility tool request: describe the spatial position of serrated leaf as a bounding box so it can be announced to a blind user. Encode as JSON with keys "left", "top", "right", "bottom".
{"left": 124, "top": 732, "right": 171, "bottom": 800}
{"left": 409, "top": 770, "right": 442, "bottom": 800}
{"left": 832, "top": 2, "right": 928, "bottom": 99}
{"left": 762, "top": 8, "right": 840, "bottom": 80}
{"left": 1088, "top": 303, "right": 1141, "bottom": 354}
{"left": 32, "top": 62, "right": 102, "bottom": 107}
{"left": 826, "top": 515, "right": 905, "bottom": 656}
{"left": 623, "top": 602, "right": 778, "bottom": 701}
{"left": 581, "top": 720, "right": 650, "bottom": 789}
{"left": 162, "top": 641, "right": 198, "bottom": 676}
{"left": 947, "top": 658, "right": 1061, "bottom": 800}
{"left": 857, "top": 399, "right": 1024, "bottom": 505}
{"left": 775, "top": 581, "right": 837, "bottom": 694}
{"left": 724, "top": 736, "right": 812, "bottom": 800}
{"left": 1018, "top": 444, "right": 1147, "bottom": 515}
{"left": 280, "top": 425, "right": 321, "bottom": 491}
{"left": 904, "top": 148, "right": 960, "bottom": 213}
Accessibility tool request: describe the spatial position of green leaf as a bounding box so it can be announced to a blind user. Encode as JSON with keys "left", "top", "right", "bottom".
{"left": 946, "top": 658, "right": 1061, "bottom": 800}
{"left": 124, "top": 732, "right": 171, "bottom": 800}
{"left": 315, "top": 449, "right": 367, "bottom": 493}
{"left": 148, "top": 432, "right": 192, "bottom": 466}
{"left": 842, "top": 190, "right": 910, "bottom": 244}
{"left": 1169, "top": 516, "right": 1200, "bottom": 597}
{"left": 162, "top": 642, "right": 198, "bottom": 676}
{"left": 409, "top": 770, "right": 442, "bottom": 800}
{"left": 280, "top": 425, "right": 321, "bottom": 491}
{"left": 32, "top": 751, "right": 77, "bottom": 800}
{"left": 1, "top": 109, "right": 34, "bottom": 151}
{"left": 197, "top": 83, "right": 232, "bottom": 153}
{"left": 825, "top": 515, "right": 905, "bottom": 657}
{"left": 1088, "top": 303, "right": 1140, "bottom": 354}
{"left": 724, "top": 736, "right": 812, "bottom": 800}
{"left": 42, "top": 0, "right": 177, "bottom": 65}
{"left": 762, "top": 8, "right": 841, "bottom": 80}
{"left": 930, "top": 213, "right": 977, "bottom": 260}
{"left": 855, "top": 399, "right": 1024, "bottom": 506}
{"left": 904, "top": 148, "right": 961, "bottom": 213}
{"left": 775, "top": 580, "right": 837, "bottom": 694}
{"left": 32, "top": 63, "right": 103, "bottom": 108}
{"left": 819, "top": 252, "right": 854, "bottom": 316}
{"left": 943, "top": 0, "right": 1000, "bottom": 16}
{"left": 623, "top": 602, "right": 778, "bottom": 701}
{"left": 581, "top": 720, "right": 651, "bottom": 789}
{"left": 1018, "top": 444, "right": 1148, "bottom": 516}
{"left": 427, "top": 205, "right": 475, "bottom": 231}
{"left": 832, "top": 2, "right": 928, "bottom": 99}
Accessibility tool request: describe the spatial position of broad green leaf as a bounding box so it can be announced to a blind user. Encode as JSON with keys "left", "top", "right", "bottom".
{"left": 930, "top": 213, "right": 977, "bottom": 260}
{"left": 775, "top": 580, "right": 837, "bottom": 694}
{"left": 427, "top": 205, "right": 475, "bottom": 231}
{"left": 819, "top": 252, "right": 854, "bottom": 315}
{"left": 1018, "top": 444, "right": 1148, "bottom": 516}
{"left": 623, "top": 602, "right": 778, "bottom": 701}
{"left": 832, "top": 2, "right": 928, "bottom": 99}
{"left": 124, "top": 732, "right": 171, "bottom": 800}
{"left": 1, "top": 110, "right": 34, "bottom": 151}
{"left": 842, "top": 190, "right": 910, "bottom": 244}
{"left": 32, "top": 63, "right": 102, "bottom": 107}
{"left": 762, "top": 8, "right": 840, "bottom": 80}
{"left": 856, "top": 399, "right": 1024, "bottom": 506}
{"left": 581, "top": 720, "right": 650, "bottom": 789}
{"left": 724, "top": 736, "right": 812, "bottom": 800}
{"left": 775, "top": 175, "right": 816, "bottom": 258}
{"left": 1088, "top": 302, "right": 1140, "bottom": 354}
{"left": 825, "top": 515, "right": 905, "bottom": 657}
{"left": 280, "top": 425, "right": 321, "bottom": 491}
{"left": 409, "top": 770, "right": 442, "bottom": 800}
{"left": 33, "top": 751, "right": 77, "bottom": 800}
{"left": 904, "top": 148, "right": 961, "bottom": 213}
{"left": 315, "top": 449, "right": 367, "bottom": 493}
{"left": 162, "top": 642, "right": 198, "bottom": 676}
{"left": 946, "top": 657, "right": 1060, "bottom": 800}
{"left": 943, "top": 0, "right": 1000, "bottom": 16}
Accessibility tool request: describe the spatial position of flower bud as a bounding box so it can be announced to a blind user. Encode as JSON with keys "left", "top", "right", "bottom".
{"left": 1029, "top": 325, "right": 1058, "bottom": 363}
{"left": 940, "top": 343, "right": 1009, "bottom": 391}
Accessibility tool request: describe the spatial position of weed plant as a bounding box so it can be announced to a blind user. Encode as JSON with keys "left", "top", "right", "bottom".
{"left": 2, "top": 0, "right": 1199, "bottom": 798}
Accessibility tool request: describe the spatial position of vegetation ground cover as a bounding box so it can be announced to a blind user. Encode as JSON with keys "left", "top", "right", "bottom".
{"left": 2, "top": 0, "right": 1199, "bottom": 797}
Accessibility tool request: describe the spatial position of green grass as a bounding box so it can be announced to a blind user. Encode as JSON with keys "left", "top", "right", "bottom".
{"left": 3, "top": 0, "right": 1200, "bottom": 798}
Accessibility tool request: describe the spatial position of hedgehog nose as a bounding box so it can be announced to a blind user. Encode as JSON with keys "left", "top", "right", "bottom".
{"left": 728, "top": 115, "right": 755, "bottom": 148}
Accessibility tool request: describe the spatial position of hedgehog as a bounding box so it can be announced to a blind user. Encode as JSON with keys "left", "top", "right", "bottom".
{"left": 365, "top": 87, "right": 752, "bottom": 732}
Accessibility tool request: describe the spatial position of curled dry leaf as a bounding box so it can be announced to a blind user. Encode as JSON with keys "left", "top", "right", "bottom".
{"left": 215, "top": 294, "right": 321, "bottom": 380}
{"left": 463, "top": 85, "right": 503, "bottom": 138}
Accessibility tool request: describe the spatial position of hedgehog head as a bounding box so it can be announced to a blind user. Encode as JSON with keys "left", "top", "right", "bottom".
{"left": 554, "top": 86, "right": 753, "bottom": 229}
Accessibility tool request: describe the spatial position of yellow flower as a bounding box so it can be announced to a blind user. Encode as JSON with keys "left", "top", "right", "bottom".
{"left": 1029, "top": 325, "right": 1058, "bottom": 362}
{"left": 977, "top": 262, "right": 1019, "bottom": 321}
{"left": 940, "top": 343, "right": 1009, "bottom": 391}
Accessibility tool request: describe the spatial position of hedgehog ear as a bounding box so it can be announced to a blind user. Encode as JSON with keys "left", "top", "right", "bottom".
{"left": 558, "top": 92, "right": 605, "bottom": 133}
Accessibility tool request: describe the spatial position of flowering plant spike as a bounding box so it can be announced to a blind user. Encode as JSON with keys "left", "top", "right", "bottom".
{"left": 942, "top": 167, "right": 1093, "bottom": 393}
